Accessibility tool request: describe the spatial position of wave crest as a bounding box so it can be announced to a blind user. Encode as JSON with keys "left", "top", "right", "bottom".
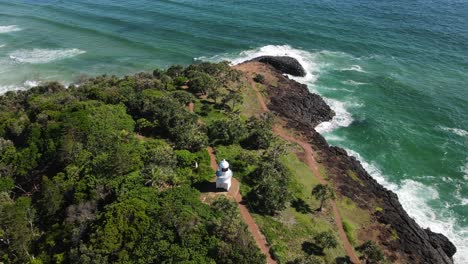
{"left": 0, "top": 25, "right": 22, "bottom": 34}
{"left": 9, "top": 48, "right": 86, "bottom": 64}
{"left": 0, "top": 80, "right": 40, "bottom": 95}
{"left": 440, "top": 126, "right": 468, "bottom": 137}
{"left": 346, "top": 149, "right": 468, "bottom": 264}
{"left": 197, "top": 45, "right": 355, "bottom": 133}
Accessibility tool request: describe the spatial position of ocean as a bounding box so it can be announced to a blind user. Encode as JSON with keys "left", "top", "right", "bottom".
{"left": 0, "top": 0, "right": 467, "bottom": 262}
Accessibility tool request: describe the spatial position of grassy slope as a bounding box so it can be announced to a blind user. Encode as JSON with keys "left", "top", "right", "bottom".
{"left": 234, "top": 84, "right": 347, "bottom": 263}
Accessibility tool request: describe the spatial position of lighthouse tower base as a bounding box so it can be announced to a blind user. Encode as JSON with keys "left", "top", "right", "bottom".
{"left": 216, "top": 177, "right": 232, "bottom": 191}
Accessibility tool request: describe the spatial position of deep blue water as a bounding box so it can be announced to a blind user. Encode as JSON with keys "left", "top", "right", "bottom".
{"left": 0, "top": 0, "right": 467, "bottom": 262}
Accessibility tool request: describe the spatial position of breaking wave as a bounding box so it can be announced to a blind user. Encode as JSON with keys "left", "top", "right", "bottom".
{"left": 342, "top": 80, "right": 367, "bottom": 86}
{"left": 197, "top": 44, "right": 321, "bottom": 84}
{"left": 315, "top": 98, "right": 354, "bottom": 133}
{"left": 197, "top": 45, "right": 355, "bottom": 133}
{"left": 341, "top": 64, "right": 366, "bottom": 72}
{"left": 9, "top": 48, "right": 86, "bottom": 64}
{"left": 0, "top": 80, "right": 40, "bottom": 95}
{"left": 462, "top": 162, "right": 468, "bottom": 181}
{"left": 0, "top": 25, "right": 22, "bottom": 33}
{"left": 199, "top": 45, "right": 467, "bottom": 262}
{"left": 346, "top": 149, "right": 468, "bottom": 264}
{"left": 440, "top": 126, "right": 468, "bottom": 137}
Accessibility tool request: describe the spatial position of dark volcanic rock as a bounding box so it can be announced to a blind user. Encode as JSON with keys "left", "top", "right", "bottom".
{"left": 250, "top": 56, "right": 306, "bottom": 77}
{"left": 262, "top": 67, "right": 456, "bottom": 264}
{"left": 427, "top": 229, "right": 457, "bottom": 258}
{"left": 266, "top": 74, "right": 334, "bottom": 127}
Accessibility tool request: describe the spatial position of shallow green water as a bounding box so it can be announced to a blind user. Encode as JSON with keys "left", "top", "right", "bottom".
{"left": 0, "top": 0, "right": 467, "bottom": 262}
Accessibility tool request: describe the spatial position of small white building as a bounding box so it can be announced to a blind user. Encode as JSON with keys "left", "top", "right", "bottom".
{"left": 216, "top": 159, "right": 233, "bottom": 191}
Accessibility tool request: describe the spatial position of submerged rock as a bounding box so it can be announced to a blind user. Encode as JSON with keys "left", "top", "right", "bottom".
{"left": 250, "top": 56, "right": 306, "bottom": 77}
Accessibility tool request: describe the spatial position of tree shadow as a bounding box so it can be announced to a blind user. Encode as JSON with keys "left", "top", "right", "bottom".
{"left": 301, "top": 241, "right": 324, "bottom": 256}
{"left": 193, "top": 180, "right": 226, "bottom": 193}
{"left": 291, "top": 198, "right": 312, "bottom": 214}
{"left": 335, "top": 256, "right": 352, "bottom": 264}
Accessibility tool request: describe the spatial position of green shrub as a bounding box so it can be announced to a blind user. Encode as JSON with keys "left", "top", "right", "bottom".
{"left": 342, "top": 220, "right": 357, "bottom": 245}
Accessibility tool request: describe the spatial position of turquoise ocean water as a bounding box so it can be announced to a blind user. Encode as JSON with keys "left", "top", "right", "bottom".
{"left": 0, "top": 0, "right": 467, "bottom": 262}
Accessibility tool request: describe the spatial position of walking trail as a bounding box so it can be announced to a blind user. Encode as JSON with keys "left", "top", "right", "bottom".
{"left": 189, "top": 102, "right": 277, "bottom": 264}
{"left": 246, "top": 78, "right": 361, "bottom": 264}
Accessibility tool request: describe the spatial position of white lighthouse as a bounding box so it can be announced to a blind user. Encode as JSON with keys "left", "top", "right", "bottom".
{"left": 216, "top": 159, "right": 233, "bottom": 191}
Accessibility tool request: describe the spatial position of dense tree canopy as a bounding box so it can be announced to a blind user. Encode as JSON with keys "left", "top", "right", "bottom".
{"left": 0, "top": 62, "right": 265, "bottom": 264}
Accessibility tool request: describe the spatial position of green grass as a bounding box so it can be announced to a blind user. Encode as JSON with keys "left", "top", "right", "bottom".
{"left": 318, "top": 164, "right": 329, "bottom": 180}
{"left": 253, "top": 208, "right": 347, "bottom": 264}
{"left": 281, "top": 153, "right": 320, "bottom": 197}
{"left": 249, "top": 151, "right": 348, "bottom": 263}
{"left": 214, "top": 144, "right": 260, "bottom": 196}
{"left": 342, "top": 220, "right": 357, "bottom": 246}
{"left": 194, "top": 99, "right": 227, "bottom": 124}
{"left": 391, "top": 228, "right": 399, "bottom": 241}
{"left": 337, "top": 196, "right": 372, "bottom": 247}
{"left": 346, "top": 170, "right": 365, "bottom": 186}
{"left": 240, "top": 84, "right": 264, "bottom": 117}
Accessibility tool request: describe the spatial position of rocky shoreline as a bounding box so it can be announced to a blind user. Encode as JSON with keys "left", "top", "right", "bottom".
{"left": 246, "top": 57, "right": 456, "bottom": 263}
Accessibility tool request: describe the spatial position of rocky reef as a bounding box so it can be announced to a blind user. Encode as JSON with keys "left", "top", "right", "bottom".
{"left": 248, "top": 56, "right": 456, "bottom": 264}
{"left": 249, "top": 56, "right": 306, "bottom": 77}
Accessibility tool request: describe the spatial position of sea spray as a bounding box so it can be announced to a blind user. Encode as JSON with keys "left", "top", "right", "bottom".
{"left": 0, "top": 80, "right": 40, "bottom": 95}
{"left": 204, "top": 44, "right": 467, "bottom": 263}
{"left": 9, "top": 48, "right": 86, "bottom": 64}
{"left": 0, "top": 25, "right": 22, "bottom": 33}
{"left": 346, "top": 149, "right": 468, "bottom": 264}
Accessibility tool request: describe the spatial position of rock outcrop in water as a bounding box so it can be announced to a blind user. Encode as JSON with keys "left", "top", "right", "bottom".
{"left": 268, "top": 75, "right": 334, "bottom": 127}
{"left": 249, "top": 56, "right": 306, "bottom": 77}
{"left": 247, "top": 57, "right": 456, "bottom": 264}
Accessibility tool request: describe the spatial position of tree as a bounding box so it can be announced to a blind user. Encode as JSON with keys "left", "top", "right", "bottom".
{"left": 314, "top": 231, "right": 338, "bottom": 251}
{"left": 311, "top": 184, "right": 335, "bottom": 212}
{"left": 0, "top": 195, "right": 36, "bottom": 262}
{"left": 207, "top": 88, "right": 222, "bottom": 104}
{"left": 241, "top": 114, "right": 274, "bottom": 150}
{"left": 253, "top": 74, "right": 265, "bottom": 84}
{"left": 207, "top": 116, "right": 247, "bottom": 145}
{"left": 212, "top": 197, "right": 266, "bottom": 264}
{"left": 169, "top": 90, "right": 195, "bottom": 105}
{"left": 166, "top": 65, "right": 184, "bottom": 78}
{"left": 188, "top": 72, "right": 217, "bottom": 96}
{"left": 248, "top": 153, "right": 290, "bottom": 215}
{"left": 356, "top": 240, "right": 385, "bottom": 264}
{"left": 221, "top": 90, "right": 243, "bottom": 111}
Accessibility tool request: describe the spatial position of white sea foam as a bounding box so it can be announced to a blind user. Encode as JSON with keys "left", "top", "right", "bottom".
{"left": 0, "top": 25, "right": 22, "bottom": 33}
{"left": 462, "top": 162, "right": 468, "bottom": 181}
{"left": 316, "top": 98, "right": 354, "bottom": 133}
{"left": 198, "top": 45, "right": 356, "bottom": 134}
{"left": 205, "top": 44, "right": 468, "bottom": 262}
{"left": 440, "top": 126, "right": 468, "bottom": 137}
{"left": 346, "top": 149, "right": 468, "bottom": 264}
{"left": 342, "top": 80, "right": 367, "bottom": 86}
{"left": 341, "top": 64, "right": 366, "bottom": 72}
{"left": 0, "top": 44, "right": 5, "bottom": 48}
{"left": 0, "top": 80, "right": 40, "bottom": 95}
{"left": 197, "top": 45, "right": 322, "bottom": 84}
{"left": 9, "top": 48, "right": 86, "bottom": 64}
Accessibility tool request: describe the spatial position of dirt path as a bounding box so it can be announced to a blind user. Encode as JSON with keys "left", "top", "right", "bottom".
{"left": 188, "top": 102, "right": 194, "bottom": 113}
{"left": 207, "top": 147, "right": 276, "bottom": 264}
{"left": 248, "top": 79, "right": 361, "bottom": 264}
{"left": 189, "top": 103, "right": 276, "bottom": 263}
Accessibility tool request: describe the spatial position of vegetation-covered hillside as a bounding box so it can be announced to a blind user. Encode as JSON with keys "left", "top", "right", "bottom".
{"left": 0, "top": 62, "right": 282, "bottom": 264}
